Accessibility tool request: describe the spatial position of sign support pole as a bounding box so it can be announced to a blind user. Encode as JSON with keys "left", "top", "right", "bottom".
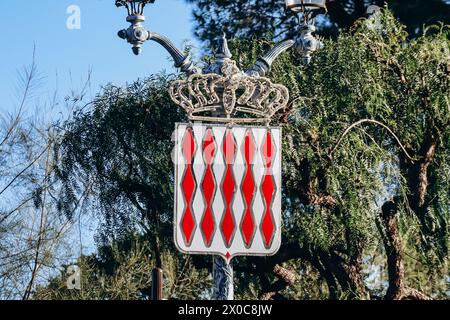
{"left": 151, "top": 267, "right": 163, "bottom": 300}
{"left": 212, "top": 256, "right": 234, "bottom": 300}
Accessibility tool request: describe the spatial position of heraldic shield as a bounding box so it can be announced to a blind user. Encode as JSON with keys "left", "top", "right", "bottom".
{"left": 174, "top": 123, "right": 282, "bottom": 260}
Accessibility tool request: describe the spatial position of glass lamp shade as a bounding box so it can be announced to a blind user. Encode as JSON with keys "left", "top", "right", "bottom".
{"left": 285, "top": 0, "right": 327, "bottom": 12}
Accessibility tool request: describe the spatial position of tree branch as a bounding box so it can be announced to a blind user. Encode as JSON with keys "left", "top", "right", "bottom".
{"left": 379, "top": 200, "right": 431, "bottom": 300}
{"left": 329, "top": 119, "right": 415, "bottom": 162}
{"left": 0, "top": 146, "right": 49, "bottom": 197}
{"left": 259, "top": 265, "right": 296, "bottom": 300}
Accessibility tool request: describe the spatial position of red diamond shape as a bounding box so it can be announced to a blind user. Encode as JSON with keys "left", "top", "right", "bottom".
{"left": 180, "top": 128, "right": 197, "bottom": 245}
{"left": 181, "top": 165, "right": 196, "bottom": 245}
{"left": 262, "top": 130, "right": 276, "bottom": 168}
{"left": 201, "top": 206, "right": 215, "bottom": 246}
{"left": 241, "top": 130, "right": 256, "bottom": 247}
{"left": 201, "top": 129, "right": 216, "bottom": 246}
{"left": 261, "top": 174, "right": 275, "bottom": 247}
{"left": 221, "top": 207, "right": 235, "bottom": 246}
{"left": 221, "top": 130, "right": 237, "bottom": 247}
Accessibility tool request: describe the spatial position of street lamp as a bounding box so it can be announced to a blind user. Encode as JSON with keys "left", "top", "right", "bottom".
{"left": 116, "top": 0, "right": 200, "bottom": 74}
{"left": 115, "top": 0, "right": 327, "bottom": 74}
{"left": 114, "top": 0, "right": 328, "bottom": 301}
{"left": 285, "top": 0, "right": 327, "bottom": 64}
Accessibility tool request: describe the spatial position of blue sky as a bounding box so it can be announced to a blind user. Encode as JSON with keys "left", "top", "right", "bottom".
{"left": 0, "top": 0, "right": 199, "bottom": 259}
{"left": 0, "top": 0, "right": 199, "bottom": 114}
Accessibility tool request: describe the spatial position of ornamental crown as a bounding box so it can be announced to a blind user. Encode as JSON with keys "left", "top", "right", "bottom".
{"left": 169, "top": 37, "right": 289, "bottom": 125}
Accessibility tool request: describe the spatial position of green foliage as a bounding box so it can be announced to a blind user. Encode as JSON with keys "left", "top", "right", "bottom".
{"left": 45, "top": 10, "right": 449, "bottom": 300}
{"left": 54, "top": 74, "right": 185, "bottom": 240}
{"left": 184, "top": 0, "right": 450, "bottom": 45}
{"left": 34, "top": 234, "right": 210, "bottom": 300}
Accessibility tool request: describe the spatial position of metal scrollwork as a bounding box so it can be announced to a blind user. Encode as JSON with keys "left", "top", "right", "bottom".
{"left": 169, "top": 58, "right": 289, "bottom": 124}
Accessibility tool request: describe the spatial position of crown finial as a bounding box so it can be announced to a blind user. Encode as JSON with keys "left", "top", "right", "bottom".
{"left": 217, "top": 33, "right": 232, "bottom": 60}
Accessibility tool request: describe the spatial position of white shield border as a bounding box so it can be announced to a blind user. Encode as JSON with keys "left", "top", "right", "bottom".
{"left": 173, "top": 122, "right": 283, "bottom": 261}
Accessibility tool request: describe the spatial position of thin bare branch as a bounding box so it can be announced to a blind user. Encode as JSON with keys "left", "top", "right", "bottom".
{"left": 0, "top": 45, "right": 39, "bottom": 147}
{"left": 329, "top": 119, "right": 415, "bottom": 162}
{"left": 0, "top": 145, "right": 49, "bottom": 197}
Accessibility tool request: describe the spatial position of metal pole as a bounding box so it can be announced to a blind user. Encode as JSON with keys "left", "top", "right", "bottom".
{"left": 151, "top": 267, "right": 163, "bottom": 300}
{"left": 210, "top": 35, "right": 234, "bottom": 301}
{"left": 212, "top": 256, "right": 234, "bottom": 300}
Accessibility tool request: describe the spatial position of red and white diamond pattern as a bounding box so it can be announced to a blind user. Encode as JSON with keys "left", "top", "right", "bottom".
{"left": 174, "top": 123, "right": 282, "bottom": 260}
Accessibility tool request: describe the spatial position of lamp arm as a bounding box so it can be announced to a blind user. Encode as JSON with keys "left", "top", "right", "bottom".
{"left": 147, "top": 31, "right": 201, "bottom": 75}
{"left": 245, "top": 39, "right": 295, "bottom": 77}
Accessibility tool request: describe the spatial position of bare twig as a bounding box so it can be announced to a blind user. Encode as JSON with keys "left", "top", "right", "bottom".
{"left": 0, "top": 195, "right": 34, "bottom": 225}
{"left": 22, "top": 144, "right": 51, "bottom": 300}
{"left": 0, "top": 146, "right": 49, "bottom": 197}
{"left": 329, "top": 119, "right": 415, "bottom": 162}
{"left": 0, "top": 45, "right": 39, "bottom": 147}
